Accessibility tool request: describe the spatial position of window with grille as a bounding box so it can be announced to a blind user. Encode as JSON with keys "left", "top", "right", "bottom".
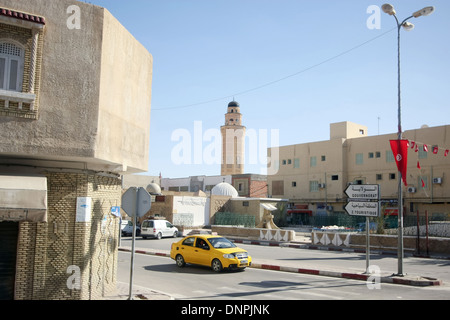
{"left": 0, "top": 41, "right": 24, "bottom": 92}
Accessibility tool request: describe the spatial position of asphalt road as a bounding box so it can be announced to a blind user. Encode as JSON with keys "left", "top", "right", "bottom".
{"left": 118, "top": 236, "right": 450, "bottom": 300}
{"left": 120, "top": 236, "right": 450, "bottom": 284}
{"left": 118, "top": 251, "right": 450, "bottom": 300}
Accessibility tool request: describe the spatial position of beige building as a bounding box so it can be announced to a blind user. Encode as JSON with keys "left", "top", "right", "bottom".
{"left": 221, "top": 101, "right": 245, "bottom": 175}
{"left": 0, "top": 0, "right": 152, "bottom": 300}
{"left": 268, "top": 121, "right": 450, "bottom": 220}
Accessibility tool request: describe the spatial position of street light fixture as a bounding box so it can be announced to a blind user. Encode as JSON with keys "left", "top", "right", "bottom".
{"left": 413, "top": 6, "right": 435, "bottom": 18}
{"left": 382, "top": 3, "right": 435, "bottom": 277}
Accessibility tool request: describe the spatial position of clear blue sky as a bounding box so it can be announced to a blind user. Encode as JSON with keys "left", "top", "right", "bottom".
{"left": 86, "top": 0, "right": 450, "bottom": 178}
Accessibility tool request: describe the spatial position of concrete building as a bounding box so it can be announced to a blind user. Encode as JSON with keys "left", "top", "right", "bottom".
{"left": 161, "top": 173, "right": 267, "bottom": 198}
{"left": 0, "top": 0, "right": 153, "bottom": 300}
{"left": 268, "top": 121, "right": 450, "bottom": 221}
{"left": 161, "top": 175, "right": 232, "bottom": 193}
{"left": 141, "top": 180, "right": 285, "bottom": 229}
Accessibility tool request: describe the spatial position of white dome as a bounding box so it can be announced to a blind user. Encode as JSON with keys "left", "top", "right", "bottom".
{"left": 211, "top": 182, "right": 238, "bottom": 198}
{"left": 146, "top": 183, "right": 161, "bottom": 195}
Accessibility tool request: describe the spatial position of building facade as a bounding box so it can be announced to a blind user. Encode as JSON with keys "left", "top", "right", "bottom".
{"left": 221, "top": 101, "right": 245, "bottom": 175}
{"left": 0, "top": 0, "right": 153, "bottom": 300}
{"left": 268, "top": 122, "right": 450, "bottom": 220}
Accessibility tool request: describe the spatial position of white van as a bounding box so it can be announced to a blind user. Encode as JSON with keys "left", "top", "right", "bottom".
{"left": 121, "top": 220, "right": 141, "bottom": 237}
{"left": 141, "top": 219, "right": 178, "bottom": 240}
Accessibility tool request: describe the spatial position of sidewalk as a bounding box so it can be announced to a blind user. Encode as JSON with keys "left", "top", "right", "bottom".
{"left": 108, "top": 233, "right": 445, "bottom": 300}
{"left": 102, "top": 281, "right": 174, "bottom": 300}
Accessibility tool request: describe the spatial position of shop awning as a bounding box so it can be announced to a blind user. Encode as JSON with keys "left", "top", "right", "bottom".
{"left": 260, "top": 203, "right": 277, "bottom": 211}
{"left": 0, "top": 175, "right": 47, "bottom": 222}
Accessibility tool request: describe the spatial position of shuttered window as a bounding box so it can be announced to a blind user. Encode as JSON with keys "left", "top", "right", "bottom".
{"left": 0, "top": 42, "right": 24, "bottom": 92}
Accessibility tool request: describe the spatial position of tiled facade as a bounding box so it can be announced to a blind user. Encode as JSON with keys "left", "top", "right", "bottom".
{"left": 14, "top": 172, "right": 121, "bottom": 300}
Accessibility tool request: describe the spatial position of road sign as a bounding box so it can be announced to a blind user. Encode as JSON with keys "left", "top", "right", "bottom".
{"left": 121, "top": 187, "right": 152, "bottom": 300}
{"left": 345, "top": 184, "right": 380, "bottom": 200}
{"left": 121, "top": 187, "right": 152, "bottom": 218}
{"left": 111, "top": 206, "right": 120, "bottom": 217}
{"left": 345, "top": 201, "right": 379, "bottom": 217}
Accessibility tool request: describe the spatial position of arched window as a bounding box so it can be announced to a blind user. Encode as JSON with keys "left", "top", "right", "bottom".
{"left": 0, "top": 41, "right": 24, "bottom": 91}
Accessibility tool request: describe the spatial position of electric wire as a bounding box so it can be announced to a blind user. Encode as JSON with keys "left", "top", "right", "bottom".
{"left": 153, "top": 27, "right": 397, "bottom": 111}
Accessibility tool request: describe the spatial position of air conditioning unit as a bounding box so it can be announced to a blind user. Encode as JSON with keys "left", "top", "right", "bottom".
{"left": 318, "top": 183, "right": 326, "bottom": 189}
{"left": 433, "top": 177, "right": 442, "bottom": 184}
{"left": 407, "top": 187, "right": 416, "bottom": 193}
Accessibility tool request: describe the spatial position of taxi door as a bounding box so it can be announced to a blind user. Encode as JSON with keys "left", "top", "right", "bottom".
{"left": 178, "top": 236, "right": 196, "bottom": 264}
{"left": 192, "top": 237, "right": 212, "bottom": 267}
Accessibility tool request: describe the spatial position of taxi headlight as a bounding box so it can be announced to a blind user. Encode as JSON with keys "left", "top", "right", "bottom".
{"left": 223, "top": 253, "right": 235, "bottom": 259}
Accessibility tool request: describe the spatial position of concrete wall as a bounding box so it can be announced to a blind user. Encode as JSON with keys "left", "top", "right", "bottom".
{"left": 212, "top": 225, "right": 295, "bottom": 242}
{"left": 312, "top": 231, "right": 450, "bottom": 255}
{"left": 96, "top": 9, "right": 153, "bottom": 173}
{"left": 172, "top": 196, "right": 209, "bottom": 226}
{"left": 0, "top": 0, "right": 153, "bottom": 174}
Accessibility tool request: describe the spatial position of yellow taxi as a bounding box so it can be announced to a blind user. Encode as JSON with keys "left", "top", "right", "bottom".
{"left": 170, "top": 234, "right": 252, "bottom": 272}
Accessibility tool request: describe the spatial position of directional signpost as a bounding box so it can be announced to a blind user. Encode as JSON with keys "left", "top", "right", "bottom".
{"left": 344, "top": 201, "right": 379, "bottom": 218}
{"left": 344, "top": 184, "right": 380, "bottom": 273}
{"left": 121, "top": 187, "right": 152, "bottom": 300}
{"left": 344, "top": 184, "right": 380, "bottom": 201}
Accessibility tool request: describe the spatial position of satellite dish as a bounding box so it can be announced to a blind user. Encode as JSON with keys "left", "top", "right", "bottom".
{"left": 421, "top": 124, "right": 429, "bottom": 129}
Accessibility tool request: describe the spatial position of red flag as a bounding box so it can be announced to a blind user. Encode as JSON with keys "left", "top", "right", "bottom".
{"left": 417, "top": 161, "right": 421, "bottom": 169}
{"left": 433, "top": 146, "right": 438, "bottom": 154}
{"left": 421, "top": 178, "right": 426, "bottom": 188}
{"left": 445, "top": 150, "right": 449, "bottom": 157}
{"left": 390, "top": 140, "right": 409, "bottom": 186}
{"left": 410, "top": 141, "right": 415, "bottom": 149}
{"left": 415, "top": 145, "right": 419, "bottom": 152}
{"left": 423, "top": 144, "right": 428, "bottom": 152}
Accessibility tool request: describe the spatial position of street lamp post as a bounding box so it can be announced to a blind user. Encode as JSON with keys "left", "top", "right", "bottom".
{"left": 382, "top": 4, "right": 435, "bottom": 276}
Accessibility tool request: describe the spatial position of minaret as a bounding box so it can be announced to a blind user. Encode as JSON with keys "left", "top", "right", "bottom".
{"left": 221, "top": 100, "right": 246, "bottom": 175}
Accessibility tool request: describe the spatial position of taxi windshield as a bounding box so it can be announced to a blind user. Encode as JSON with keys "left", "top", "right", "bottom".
{"left": 207, "top": 237, "right": 236, "bottom": 249}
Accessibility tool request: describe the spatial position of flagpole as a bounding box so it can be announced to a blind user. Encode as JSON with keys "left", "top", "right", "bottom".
{"left": 396, "top": 14, "right": 405, "bottom": 277}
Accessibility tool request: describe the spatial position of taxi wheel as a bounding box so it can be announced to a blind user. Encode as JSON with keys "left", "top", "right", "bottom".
{"left": 176, "top": 254, "right": 185, "bottom": 268}
{"left": 211, "top": 259, "right": 223, "bottom": 273}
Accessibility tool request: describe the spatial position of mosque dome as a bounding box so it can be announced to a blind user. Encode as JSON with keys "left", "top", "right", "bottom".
{"left": 211, "top": 182, "right": 238, "bottom": 198}
{"left": 228, "top": 101, "right": 239, "bottom": 107}
{"left": 146, "top": 183, "right": 162, "bottom": 195}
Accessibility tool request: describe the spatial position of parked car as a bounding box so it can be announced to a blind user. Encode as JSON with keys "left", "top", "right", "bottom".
{"left": 121, "top": 220, "right": 141, "bottom": 237}
{"left": 141, "top": 219, "right": 178, "bottom": 239}
{"left": 170, "top": 234, "right": 252, "bottom": 272}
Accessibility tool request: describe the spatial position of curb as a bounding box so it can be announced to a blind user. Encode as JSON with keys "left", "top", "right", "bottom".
{"left": 232, "top": 238, "right": 450, "bottom": 260}
{"left": 250, "top": 262, "right": 442, "bottom": 287}
{"left": 118, "top": 247, "right": 442, "bottom": 287}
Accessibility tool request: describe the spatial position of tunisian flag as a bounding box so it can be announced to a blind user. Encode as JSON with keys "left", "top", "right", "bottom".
{"left": 390, "top": 140, "right": 409, "bottom": 186}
